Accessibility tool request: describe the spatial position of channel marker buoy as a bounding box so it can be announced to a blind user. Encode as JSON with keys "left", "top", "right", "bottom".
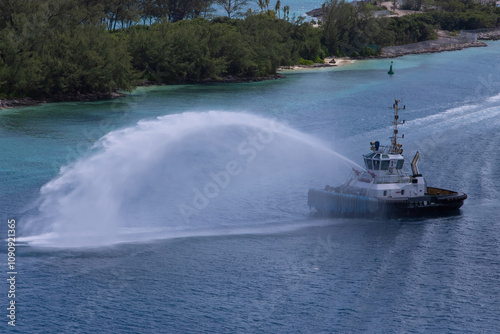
{"left": 388, "top": 61, "right": 394, "bottom": 75}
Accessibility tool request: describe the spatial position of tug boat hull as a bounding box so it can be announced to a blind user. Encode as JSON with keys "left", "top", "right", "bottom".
{"left": 308, "top": 187, "right": 467, "bottom": 218}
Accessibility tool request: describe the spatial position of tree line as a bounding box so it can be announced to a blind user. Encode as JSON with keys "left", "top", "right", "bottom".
{"left": 0, "top": 0, "right": 499, "bottom": 99}
{"left": 321, "top": 0, "right": 500, "bottom": 56}
{"left": 402, "top": 0, "right": 500, "bottom": 30}
{"left": 0, "top": 0, "right": 322, "bottom": 98}
{"left": 126, "top": 15, "right": 324, "bottom": 83}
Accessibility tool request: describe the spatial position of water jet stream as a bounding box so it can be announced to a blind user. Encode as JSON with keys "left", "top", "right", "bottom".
{"left": 21, "top": 111, "right": 359, "bottom": 247}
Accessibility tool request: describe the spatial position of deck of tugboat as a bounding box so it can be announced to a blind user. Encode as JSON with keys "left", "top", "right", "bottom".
{"left": 348, "top": 170, "right": 412, "bottom": 184}
{"left": 426, "top": 186, "right": 459, "bottom": 195}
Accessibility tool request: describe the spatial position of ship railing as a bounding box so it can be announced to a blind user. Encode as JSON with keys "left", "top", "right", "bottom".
{"left": 349, "top": 171, "right": 374, "bottom": 183}
{"left": 374, "top": 175, "right": 411, "bottom": 184}
{"left": 371, "top": 145, "right": 399, "bottom": 154}
{"left": 377, "top": 145, "right": 392, "bottom": 153}
{"left": 350, "top": 171, "right": 411, "bottom": 184}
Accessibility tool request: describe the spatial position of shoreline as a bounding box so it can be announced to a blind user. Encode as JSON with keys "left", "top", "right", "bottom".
{"left": 279, "top": 35, "right": 492, "bottom": 70}
{"left": 1, "top": 37, "right": 496, "bottom": 110}
{"left": 277, "top": 57, "right": 355, "bottom": 71}
{"left": 0, "top": 91, "right": 126, "bottom": 110}
{"left": 142, "top": 73, "right": 286, "bottom": 85}
{"left": 379, "top": 38, "right": 488, "bottom": 58}
{"left": 277, "top": 57, "right": 361, "bottom": 72}
{"left": 0, "top": 75, "right": 286, "bottom": 111}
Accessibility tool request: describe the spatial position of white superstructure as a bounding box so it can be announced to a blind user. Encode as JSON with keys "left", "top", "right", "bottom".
{"left": 340, "top": 99, "right": 427, "bottom": 199}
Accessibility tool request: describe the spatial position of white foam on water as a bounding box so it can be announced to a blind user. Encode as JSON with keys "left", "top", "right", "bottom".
{"left": 486, "top": 92, "right": 500, "bottom": 103}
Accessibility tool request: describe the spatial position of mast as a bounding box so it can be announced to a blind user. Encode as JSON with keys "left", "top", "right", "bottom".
{"left": 390, "top": 99, "right": 405, "bottom": 154}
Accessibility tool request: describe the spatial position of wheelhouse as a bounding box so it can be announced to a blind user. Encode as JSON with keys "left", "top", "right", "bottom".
{"left": 363, "top": 152, "right": 404, "bottom": 171}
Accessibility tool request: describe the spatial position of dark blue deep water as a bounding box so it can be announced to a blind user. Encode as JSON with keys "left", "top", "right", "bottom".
{"left": 2, "top": 42, "right": 500, "bottom": 333}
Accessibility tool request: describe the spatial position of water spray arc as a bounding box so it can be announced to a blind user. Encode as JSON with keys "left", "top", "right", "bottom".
{"left": 21, "top": 111, "right": 357, "bottom": 248}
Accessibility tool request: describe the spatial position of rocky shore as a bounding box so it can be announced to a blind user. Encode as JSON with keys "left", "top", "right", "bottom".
{"left": 0, "top": 91, "right": 126, "bottom": 110}
{"left": 477, "top": 29, "right": 500, "bottom": 40}
{"left": 306, "top": 8, "right": 326, "bottom": 19}
{"left": 380, "top": 37, "right": 487, "bottom": 58}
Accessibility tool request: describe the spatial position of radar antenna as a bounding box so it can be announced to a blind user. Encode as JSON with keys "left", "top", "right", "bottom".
{"left": 390, "top": 99, "right": 405, "bottom": 154}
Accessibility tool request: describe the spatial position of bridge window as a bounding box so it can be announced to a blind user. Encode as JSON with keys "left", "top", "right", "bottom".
{"left": 381, "top": 160, "right": 390, "bottom": 170}
{"left": 373, "top": 159, "right": 380, "bottom": 170}
{"left": 396, "top": 159, "right": 404, "bottom": 169}
{"left": 365, "top": 158, "right": 373, "bottom": 169}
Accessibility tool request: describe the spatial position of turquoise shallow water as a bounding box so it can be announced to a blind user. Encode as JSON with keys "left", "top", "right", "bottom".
{"left": 1, "top": 42, "right": 500, "bottom": 332}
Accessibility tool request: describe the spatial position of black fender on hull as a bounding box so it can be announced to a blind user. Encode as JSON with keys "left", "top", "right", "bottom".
{"left": 308, "top": 188, "right": 467, "bottom": 218}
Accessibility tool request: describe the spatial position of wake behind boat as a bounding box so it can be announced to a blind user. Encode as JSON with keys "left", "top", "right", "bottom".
{"left": 308, "top": 99, "right": 467, "bottom": 217}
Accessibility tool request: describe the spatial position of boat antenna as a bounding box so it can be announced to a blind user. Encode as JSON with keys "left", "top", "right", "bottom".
{"left": 390, "top": 99, "right": 405, "bottom": 154}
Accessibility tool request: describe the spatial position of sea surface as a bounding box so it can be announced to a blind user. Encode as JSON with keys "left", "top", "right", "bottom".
{"left": 1, "top": 42, "right": 500, "bottom": 333}
{"left": 214, "top": 0, "right": 325, "bottom": 18}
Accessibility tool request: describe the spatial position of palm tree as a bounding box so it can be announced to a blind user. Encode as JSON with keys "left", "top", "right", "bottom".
{"left": 275, "top": 0, "right": 281, "bottom": 18}
{"left": 283, "top": 5, "right": 289, "bottom": 21}
{"left": 256, "top": 0, "right": 266, "bottom": 12}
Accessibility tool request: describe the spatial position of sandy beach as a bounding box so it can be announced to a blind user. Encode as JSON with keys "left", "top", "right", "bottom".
{"left": 277, "top": 57, "right": 356, "bottom": 71}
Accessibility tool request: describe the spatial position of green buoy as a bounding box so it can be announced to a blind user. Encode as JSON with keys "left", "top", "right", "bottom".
{"left": 388, "top": 61, "right": 394, "bottom": 75}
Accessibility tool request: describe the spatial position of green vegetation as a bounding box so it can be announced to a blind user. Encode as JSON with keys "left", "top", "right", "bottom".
{"left": 320, "top": 0, "right": 437, "bottom": 54}
{"left": 0, "top": 0, "right": 498, "bottom": 100}
{"left": 399, "top": 0, "right": 500, "bottom": 31}
{"left": 0, "top": 0, "right": 324, "bottom": 98}
{"left": 312, "top": 0, "right": 500, "bottom": 53}
{"left": 0, "top": 0, "right": 135, "bottom": 98}
{"left": 126, "top": 15, "right": 324, "bottom": 83}
{"left": 385, "top": 14, "right": 438, "bottom": 45}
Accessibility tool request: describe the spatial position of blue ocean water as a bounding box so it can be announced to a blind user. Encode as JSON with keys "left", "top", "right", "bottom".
{"left": 213, "top": 0, "right": 325, "bottom": 18}
{"left": 1, "top": 42, "right": 500, "bottom": 332}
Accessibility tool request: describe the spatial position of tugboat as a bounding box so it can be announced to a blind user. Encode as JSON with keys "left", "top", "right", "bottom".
{"left": 308, "top": 99, "right": 467, "bottom": 217}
